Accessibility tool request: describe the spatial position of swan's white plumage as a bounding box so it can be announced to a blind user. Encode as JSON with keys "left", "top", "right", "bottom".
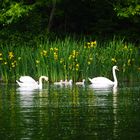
{"left": 89, "top": 77, "right": 113, "bottom": 85}
{"left": 76, "top": 79, "right": 85, "bottom": 85}
{"left": 62, "top": 79, "right": 73, "bottom": 85}
{"left": 19, "top": 76, "right": 37, "bottom": 83}
{"left": 88, "top": 66, "right": 119, "bottom": 88}
{"left": 54, "top": 80, "right": 63, "bottom": 85}
{"left": 16, "top": 76, "right": 48, "bottom": 89}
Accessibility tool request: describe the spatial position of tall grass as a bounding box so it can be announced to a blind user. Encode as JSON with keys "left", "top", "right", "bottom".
{"left": 0, "top": 36, "right": 139, "bottom": 83}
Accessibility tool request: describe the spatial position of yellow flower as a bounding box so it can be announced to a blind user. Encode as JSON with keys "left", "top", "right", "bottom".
{"left": 76, "top": 68, "right": 79, "bottom": 71}
{"left": 8, "top": 52, "right": 14, "bottom": 59}
{"left": 41, "top": 50, "right": 47, "bottom": 56}
{"left": 68, "top": 55, "right": 72, "bottom": 60}
{"left": 36, "top": 60, "right": 40, "bottom": 64}
{"left": 11, "top": 63, "right": 15, "bottom": 68}
{"left": 71, "top": 50, "right": 79, "bottom": 58}
{"left": 123, "top": 45, "right": 128, "bottom": 50}
{"left": 88, "top": 61, "right": 91, "bottom": 65}
{"left": 111, "top": 58, "right": 117, "bottom": 63}
{"left": 54, "top": 47, "right": 58, "bottom": 52}
{"left": 60, "top": 58, "right": 64, "bottom": 64}
{"left": 89, "top": 57, "right": 93, "bottom": 61}
{"left": 75, "top": 63, "right": 79, "bottom": 71}
{"left": 54, "top": 52, "right": 58, "bottom": 60}
{"left": 0, "top": 57, "right": 3, "bottom": 60}
{"left": 11, "top": 60, "right": 17, "bottom": 68}
{"left": 18, "top": 57, "right": 21, "bottom": 60}
{"left": 127, "top": 59, "right": 131, "bottom": 66}
{"left": 69, "top": 64, "right": 72, "bottom": 70}
{"left": 0, "top": 53, "right": 2, "bottom": 56}
{"left": 90, "top": 41, "right": 96, "bottom": 47}
{"left": 76, "top": 63, "right": 79, "bottom": 67}
{"left": 93, "top": 41, "right": 96, "bottom": 45}
{"left": 4, "top": 62, "right": 7, "bottom": 65}
{"left": 50, "top": 47, "right": 53, "bottom": 51}
{"left": 72, "top": 50, "right": 76, "bottom": 55}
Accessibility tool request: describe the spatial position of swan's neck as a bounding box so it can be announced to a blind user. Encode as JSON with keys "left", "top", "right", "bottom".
{"left": 38, "top": 76, "right": 48, "bottom": 89}
{"left": 38, "top": 77, "right": 43, "bottom": 89}
{"left": 113, "top": 68, "right": 118, "bottom": 87}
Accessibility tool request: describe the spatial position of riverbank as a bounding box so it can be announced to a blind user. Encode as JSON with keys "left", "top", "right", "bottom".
{"left": 0, "top": 35, "right": 139, "bottom": 83}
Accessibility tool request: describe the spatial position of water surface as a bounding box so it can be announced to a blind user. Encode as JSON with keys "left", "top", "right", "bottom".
{"left": 0, "top": 83, "right": 140, "bottom": 140}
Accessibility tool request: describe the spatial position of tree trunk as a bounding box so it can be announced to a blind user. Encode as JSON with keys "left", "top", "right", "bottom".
{"left": 47, "top": 0, "right": 56, "bottom": 33}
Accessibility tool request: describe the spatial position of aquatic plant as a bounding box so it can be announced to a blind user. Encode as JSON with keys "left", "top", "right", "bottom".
{"left": 0, "top": 37, "right": 139, "bottom": 83}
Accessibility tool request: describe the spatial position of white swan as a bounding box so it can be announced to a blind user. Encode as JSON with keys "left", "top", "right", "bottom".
{"left": 54, "top": 80, "right": 63, "bottom": 85}
{"left": 16, "top": 76, "right": 48, "bottom": 89}
{"left": 88, "top": 66, "right": 119, "bottom": 88}
{"left": 76, "top": 79, "right": 85, "bottom": 85}
{"left": 62, "top": 79, "right": 73, "bottom": 85}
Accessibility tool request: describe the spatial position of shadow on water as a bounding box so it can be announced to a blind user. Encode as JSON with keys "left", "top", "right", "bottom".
{"left": 0, "top": 83, "right": 140, "bottom": 139}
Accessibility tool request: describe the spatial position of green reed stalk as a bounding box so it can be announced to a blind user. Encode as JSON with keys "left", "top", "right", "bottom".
{"left": 0, "top": 36, "right": 139, "bottom": 83}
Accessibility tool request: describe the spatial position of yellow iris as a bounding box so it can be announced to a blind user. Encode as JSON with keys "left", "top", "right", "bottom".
{"left": 4, "top": 62, "right": 7, "bottom": 65}
{"left": 75, "top": 63, "right": 79, "bottom": 71}
{"left": 111, "top": 58, "right": 117, "bottom": 63}
{"left": 90, "top": 41, "right": 96, "bottom": 47}
{"left": 36, "top": 60, "right": 40, "bottom": 64}
{"left": 54, "top": 52, "right": 58, "bottom": 60}
{"left": 88, "top": 61, "right": 91, "bottom": 65}
{"left": 127, "top": 59, "right": 131, "bottom": 66}
{"left": 54, "top": 47, "right": 58, "bottom": 52}
{"left": 60, "top": 58, "right": 64, "bottom": 64}
{"left": 123, "top": 45, "right": 128, "bottom": 50}
{"left": 11, "top": 60, "right": 17, "bottom": 68}
{"left": 41, "top": 50, "right": 47, "bottom": 56}
{"left": 50, "top": 47, "right": 53, "bottom": 51}
{"left": 8, "top": 52, "right": 14, "bottom": 59}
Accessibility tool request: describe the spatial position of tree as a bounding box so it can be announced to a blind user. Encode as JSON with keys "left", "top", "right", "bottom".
{"left": 0, "top": 0, "right": 64, "bottom": 33}
{"left": 0, "top": 1, "right": 33, "bottom": 25}
{"left": 0, "top": 0, "right": 139, "bottom": 41}
{"left": 114, "top": 0, "right": 140, "bottom": 18}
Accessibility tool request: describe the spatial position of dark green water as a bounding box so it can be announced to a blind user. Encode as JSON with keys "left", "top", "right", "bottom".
{"left": 0, "top": 83, "right": 140, "bottom": 140}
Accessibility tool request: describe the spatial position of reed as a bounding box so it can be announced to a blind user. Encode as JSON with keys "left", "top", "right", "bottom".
{"left": 0, "top": 36, "right": 139, "bottom": 83}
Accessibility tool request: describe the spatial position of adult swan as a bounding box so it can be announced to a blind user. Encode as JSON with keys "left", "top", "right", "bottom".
{"left": 88, "top": 66, "right": 119, "bottom": 88}
{"left": 16, "top": 76, "right": 48, "bottom": 89}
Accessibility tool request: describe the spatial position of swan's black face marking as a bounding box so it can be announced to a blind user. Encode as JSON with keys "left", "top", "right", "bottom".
{"left": 113, "top": 66, "right": 119, "bottom": 71}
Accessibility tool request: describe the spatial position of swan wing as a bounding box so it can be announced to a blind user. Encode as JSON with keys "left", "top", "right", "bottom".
{"left": 17, "top": 76, "right": 38, "bottom": 88}
{"left": 16, "top": 80, "right": 30, "bottom": 87}
{"left": 89, "top": 77, "right": 114, "bottom": 85}
{"left": 19, "top": 76, "right": 37, "bottom": 84}
{"left": 16, "top": 80, "right": 38, "bottom": 88}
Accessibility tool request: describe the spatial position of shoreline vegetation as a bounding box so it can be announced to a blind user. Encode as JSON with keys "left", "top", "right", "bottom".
{"left": 0, "top": 35, "right": 140, "bottom": 83}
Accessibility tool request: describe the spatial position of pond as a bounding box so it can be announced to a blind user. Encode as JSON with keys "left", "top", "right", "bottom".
{"left": 0, "top": 82, "right": 140, "bottom": 140}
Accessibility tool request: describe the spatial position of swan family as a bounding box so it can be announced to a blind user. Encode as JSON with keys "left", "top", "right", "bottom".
{"left": 16, "top": 65, "right": 119, "bottom": 90}
{"left": 54, "top": 79, "right": 85, "bottom": 86}
{"left": 54, "top": 79, "right": 72, "bottom": 86}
